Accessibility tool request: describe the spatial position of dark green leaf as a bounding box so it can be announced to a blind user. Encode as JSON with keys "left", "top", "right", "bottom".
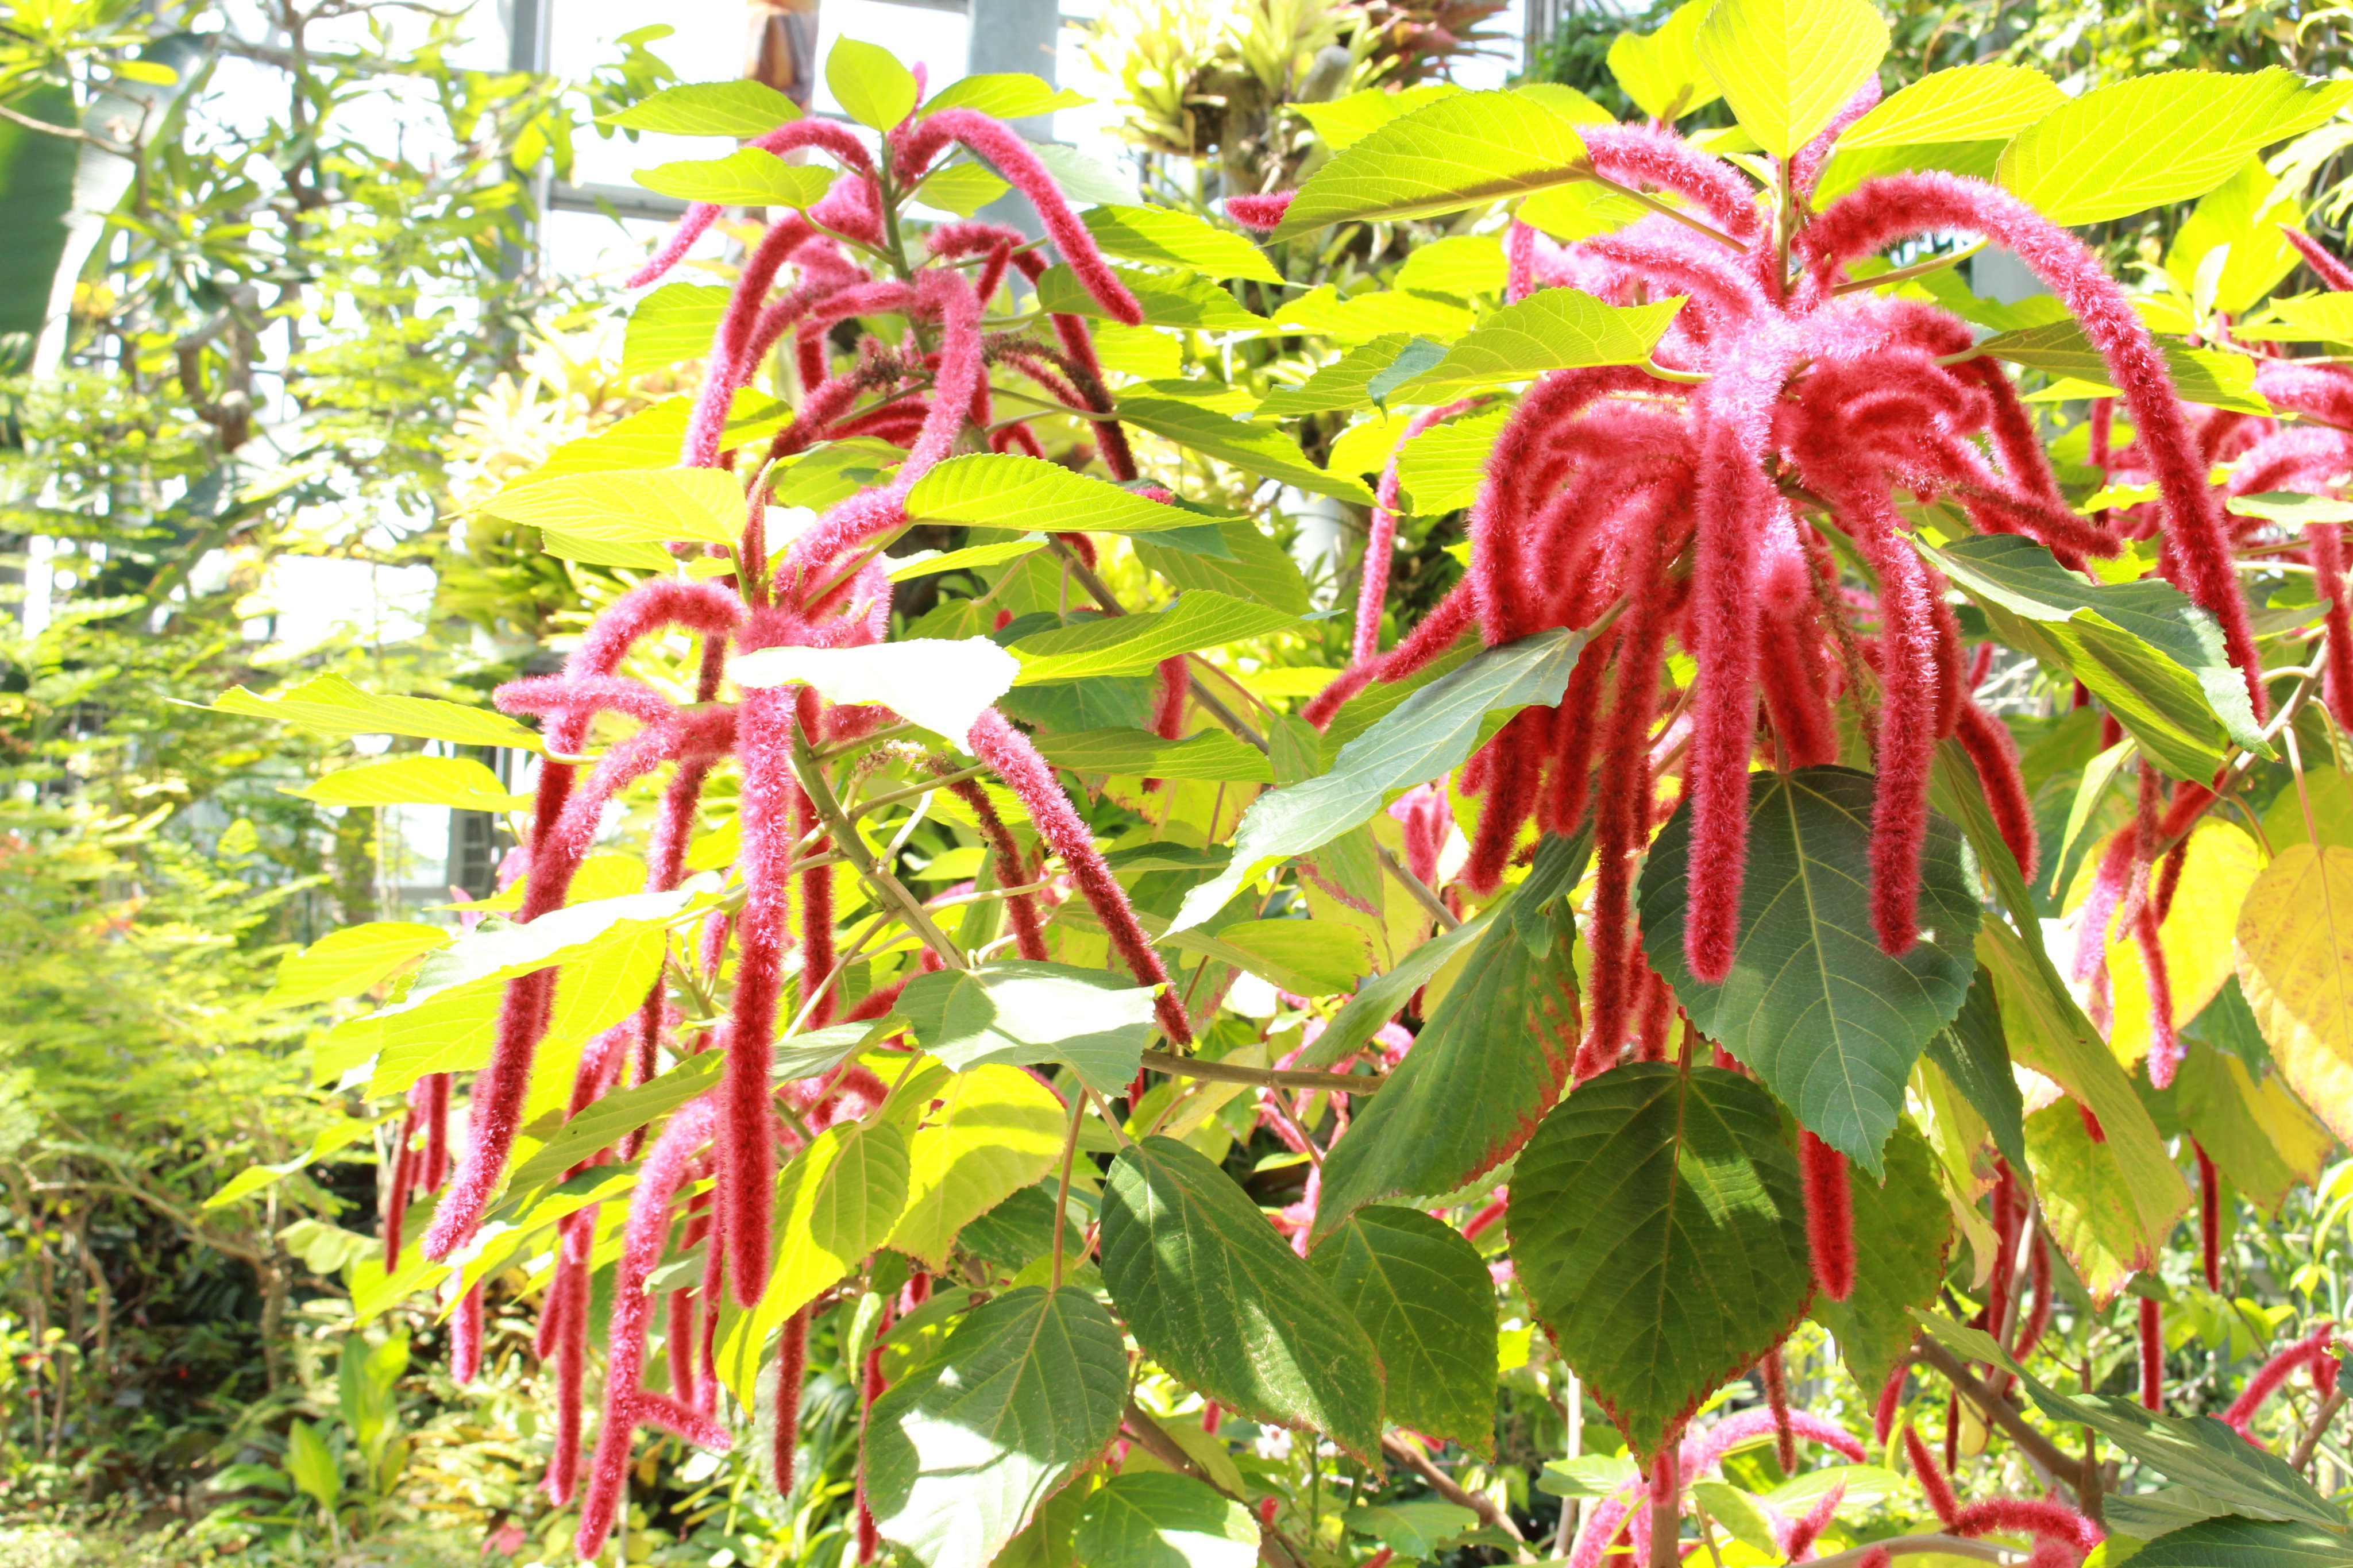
{"left": 1510, "top": 1064, "right": 1813, "bottom": 1462}
{"left": 1311, "top": 895, "right": 1580, "bottom": 1239}
{"left": 1308, "top": 1206, "right": 1498, "bottom": 1454}
{"left": 1810, "top": 1122, "right": 1951, "bottom": 1393}
{"left": 2127, "top": 1513, "right": 2353, "bottom": 1567}
{"left": 868, "top": 1286, "right": 1131, "bottom": 1568}
{"left": 1640, "top": 766, "right": 1981, "bottom": 1175}
{"left": 1133, "top": 517, "right": 1313, "bottom": 613}
{"left": 1100, "top": 1136, "right": 1384, "bottom": 1461}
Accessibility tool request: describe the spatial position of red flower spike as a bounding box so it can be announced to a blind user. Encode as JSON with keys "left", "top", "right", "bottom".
{"left": 420, "top": 1072, "right": 450, "bottom": 1191}
{"left": 720, "top": 683, "right": 800, "bottom": 1306}
{"left": 2225, "top": 1322, "right": 2340, "bottom": 1442}
{"left": 938, "top": 773, "right": 1049, "bottom": 961}
{"left": 1357, "top": 403, "right": 1472, "bottom": 663}
{"left": 1800, "top": 1131, "right": 1856, "bottom": 1301}
{"left": 1873, "top": 1359, "right": 1908, "bottom": 1446}
{"left": 450, "top": 1283, "right": 483, "bottom": 1385}
{"left": 1900, "top": 1422, "right": 1959, "bottom": 1526}
{"left": 382, "top": 1107, "right": 417, "bottom": 1269}
{"left": 1781, "top": 1480, "right": 1846, "bottom": 1562}
{"left": 1224, "top": 191, "right": 1294, "bottom": 231}
{"left": 1761, "top": 1348, "right": 1797, "bottom": 1473}
{"left": 774, "top": 1306, "right": 809, "bottom": 1494}
{"left": 1955, "top": 701, "right": 2039, "bottom": 882}
{"left": 2140, "top": 1295, "right": 2165, "bottom": 1411}
{"left": 969, "top": 708, "right": 1193, "bottom": 1044}
{"left": 574, "top": 1097, "right": 732, "bottom": 1559}
{"left": 2198, "top": 1142, "right": 2222, "bottom": 1292}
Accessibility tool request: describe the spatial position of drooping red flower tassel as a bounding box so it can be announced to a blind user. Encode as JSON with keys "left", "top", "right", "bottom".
{"left": 774, "top": 1306, "right": 809, "bottom": 1495}
{"left": 1761, "top": 1348, "right": 1797, "bottom": 1473}
{"left": 1799, "top": 1131, "right": 1855, "bottom": 1303}
{"left": 2225, "top": 1322, "right": 2341, "bottom": 1442}
{"left": 2140, "top": 1295, "right": 2165, "bottom": 1411}
{"left": 2199, "top": 1142, "right": 2223, "bottom": 1293}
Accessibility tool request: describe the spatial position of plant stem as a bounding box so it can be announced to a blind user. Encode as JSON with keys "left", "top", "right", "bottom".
{"left": 1050, "top": 1090, "right": 1085, "bottom": 1289}
{"left": 1139, "top": 1049, "right": 1382, "bottom": 1093}
{"left": 786, "top": 731, "right": 968, "bottom": 971}
{"left": 1913, "top": 1338, "right": 2098, "bottom": 1521}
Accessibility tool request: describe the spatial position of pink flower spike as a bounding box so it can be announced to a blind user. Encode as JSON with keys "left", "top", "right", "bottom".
{"left": 1900, "top": 1423, "right": 1959, "bottom": 1527}
{"left": 1225, "top": 192, "right": 1295, "bottom": 231}
{"left": 2225, "top": 1322, "right": 2340, "bottom": 1441}
{"left": 450, "top": 1283, "right": 483, "bottom": 1385}
{"left": 1800, "top": 1131, "right": 1856, "bottom": 1302}
{"left": 2140, "top": 1295, "right": 2165, "bottom": 1411}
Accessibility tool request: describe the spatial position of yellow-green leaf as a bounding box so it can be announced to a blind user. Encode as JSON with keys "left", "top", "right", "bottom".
{"left": 1391, "top": 289, "right": 1685, "bottom": 401}
{"left": 1271, "top": 91, "right": 1595, "bottom": 241}
{"left": 209, "top": 673, "right": 545, "bottom": 753}
{"left": 634, "top": 148, "right": 835, "bottom": 208}
{"left": 480, "top": 468, "right": 742, "bottom": 546}
{"left": 1607, "top": 0, "right": 1723, "bottom": 123}
{"left": 1695, "top": 0, "right": 1890, "bottom": 159}
{"left": 284, "top": 755, "right": 530, "bottom": 812}
{"left": 264, "top": 921, "right": 449, "bottom": 1010}
{"left": 827, "top": 37, "right": 920, "bottom": 132}
{"left": 882, "top": 1065, "right": 1066, "bottom": 1270}
{"left": 602, "top": 79, "right": 802, "bottom": 136}
{"left": 2233, "top": 843, "right": 2353, "bottom": 1146}
{"left": 1082, "top": 204, "right": 1282, "bottom": 284}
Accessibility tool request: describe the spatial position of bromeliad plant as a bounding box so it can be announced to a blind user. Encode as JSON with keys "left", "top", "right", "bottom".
{"left": 216, "top": 14, "right": 2353, "bottom": 1568}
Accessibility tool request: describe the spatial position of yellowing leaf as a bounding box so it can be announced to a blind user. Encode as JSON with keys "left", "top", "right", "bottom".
{"left": 1695, "top": 0, "right": 1890, "bottom": 159}
{"left": 634, "top": 148, "right": 835, "bottom": 208}
{"left": 883, "top": 1065, "right": 1066, "bottom": 1270}
{"left": 2023, "top": 1100, "right": 2143, "bottom": 1306}
{"left": 209, "top": 673, "right": 545, "bottom": 753}
{"left": 2234, "top": 843, "right": 2353, "bottom": 1144}
{"left": 2065, "top": 821, "right": 2262, "bottom": 1071}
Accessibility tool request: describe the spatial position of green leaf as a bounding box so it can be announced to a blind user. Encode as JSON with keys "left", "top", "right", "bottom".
{"left": 885, "top": 1064, "right": 1067, "bottom": 1270}
{"left": 1009, "top": 593, "right": 1299, "bottom": 685}
{"left": 1271, "top": 91, "right": 1595, "bottom": 241}
{"left": 1509, "top": 1063, "right": 1813, "bottom": 1462}
{"left": 1113, "top": 398, "right": 1377, "bottom": 503}
{"left": 2128, "top": 1515, "right": 2353, "bottom": 1567}
{"left": 1305, "top": 905, "right": 1500, "bottom": 1069}
{"left": 622, "top": 283, "right": 726, "bottom": 379}
{"left": 1392, "top": 289, "right": 1685, "bottom": 400}
{"left": 1308, "top": 1206, "right": 1498, "bottom": 1454}
{"left": 729, "top": 637, "right": 1021, "bottom": 751}
{"left": 1638, "top": 766, "right": 1981, "bottom": 1175}
{"left": 905, "top": 453, "right": 1213, "bottom": 535}
{"left": 1036, "top": 264, "right": 1264, "bottom": 330}
{"left": 263, "top": 921, "right": 449, "bottom": 1010}
{"left": 284, "top": 1419, "right": 341, "bottom": 1513}
{"left": 1034, "top": 727, "right": 1272, "bottom": 783}
{"left": 869, "top": 1286, "right": 1131, "bottom": 1568}
{"left": 1608, "top": 0, "right": 1722, "bottom": 122}
{"left": 827, "top": 37, "right": 920, "bottom": 132}
{"left": 897, "top": 961, "right": 1158, "bottom": 1097}
{"left": 922, "top": 73, "right": 1089, "bottom": 122}
{"left": 1692, "top": 1482, "right": 1784, "bottom": 1557}
{"left": 1192, "top": 918, "right": 1374, "bottom": 997}
{"left": 1395, "top": 407, "right": 1510, "bottom": 514}
{"left": 2025, "top": 1098, "right": 2150, "bottom": 1303}
{"left": 480, "top": 467, "right": 743, "bottom": 545}
{"left": 2238, "top": 294, "right": 2353, "bottom": 346}
{"left": 408, "top": 887, "right": 704, "bottom": 996}
{"left": 1916, "top": 531, "right": 2267, "bottom": 781}
{"left": 284, "top": 755, "right": 529, "bottom": 812}
{"left": 1694, "top": 0, "right": 1889, "bottom": 159}
{"left": 888, "top": 536, "right": 1050, "bottom": 583}
{"left": 634, "top": 148, "right": 835, "bottom": 208}
{"left": 1075, "top": 1474, "right": 1261, "bottom": 1568}
{"left": 207, "top": 673, "right": 545, "bottom": 753}
{"left": 1102, "top": 1137, "right": 1384, "bottom": 1459}
{"left": 1808, "top": 1122, "right": 1951, "bottom": 1393}
{"left": 913, "top": 161, "right": 1014, "bottom": 217}
{"left": 2173, "top": 1040, "right": 2331, "bottom": 1214}
{"left": 503, "top": 1052, "right": 727, "bottom": 1200}
{"left": 1082, "top": 206, "right": 1281, "bottom": 284}
{"left": 1132, "top": 517, "right": 1313, "bottom": 614}
{"left": 514, "top": 390, "right": 792, "bottom": 477}
{"left": 1972, "top": 318, "right": 2270, "bottom": 415}
{"left": 2228, "top": 490, "right": 2353, "bottom": 526}
{"left": 602, "top": 79, "right": 801, "bottom": 136}
{"left": 1255, "top": 335, "right": 1419, "bottom": 418}
{"left": 1923, "top": 966, "right": 2028, "bottom": 1172}
{"left": 1294, "top": 83, "right": 1462, "bottom": 153}
{"left": 1172, "top": 627, "right": 1594, "bottom": 930}
{"left": 716, "top": 1119, "right": 912, "bottom": 1407}
{"left": 1346, "top": 1500, "right": 1484, "bottom": 1558}
{"left": 1520, "top": 180, "right": 1655, "bottom": 242}
{"left": 1999, "top": 69, "right": 2353, "bottom": 226}
{"left": 1395, "top": 235, "right": 1510, "bottom": 299}
{"left": 1311, "top": 897, "right": 1580, "bottom": 1238}
{"left": 1266, "top": 285, "right": 1473, "bottom": 345}
{"left": 1835, "top": 63, "right": 2063, "bottom": 148}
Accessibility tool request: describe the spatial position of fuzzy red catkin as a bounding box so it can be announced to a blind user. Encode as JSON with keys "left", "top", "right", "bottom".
{"left": 419, "top": 1072, "right": 450, "bottom": 1191}
{"left": 2012, "top": 1230, "right": 2053, "bottom": 1362}
{"left": 1873, "top": 1358, "right": 1909, "bottom": 1446}
{"left": 2282, "top": 226, "right": 2353, "bottom": 292}
{"left": 574, "top": 1098, "right": 731, "bottom": 1559}
{"left": 774, "top": 1306, "right": 809, "bottom": 1494}
{"left": 543, "top": 1208, "right": 594, "bottom": 1505}
{"left": 2136, "top": 901, "right": 2184, "bottom": 1088}
{"left": 938, "top": 773, "right": 1048, "bottom": 960}
{"left": 1356, "top": 403, "right": 1471, "bottom": 663}
{"left": 967, "top": 708, "right": 1192, "bottom": 1044}
{"left": 1900, "top": 1422, "right": 1959, "bottom": 1526}
{"left": 382, "top": 1108, "right": 417, "bottom": 1269}
{"left": 1954, "top": 700, "right": 2040, "bottom": 882}
{"left": 1801, "top": 173, "right": 2265, "bottom": 716}
{"left": 2198, "top": 1141, "right": 2223, "bottom": 1292}
{"left": 2140, "top": 1295, "right": 2165, "bottom": 1411}
{"left": 1225, "top": 191, "right": 1294, "bottom": 231}
{"left": 450, "top": 1283, "right": 483, "bottom": 1385}
{"left": 1781, "top": 1480, "right": 1846, "bottom": 1562}
{"left": 1761, "top": 1349, "right": 1797, "bottom": 1473}
{"left": 1799, "top": 1131, "right": 1856, "bottom": 1302}
{"left": 720, "top": 682, "right": 799, "bottom": 1306}
{"left": 1951, "top": 1499, "right": 2103, "bottom": 1557}
{"left": 2225, "top": 1322, "right": 2341, "bottom": 1440}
